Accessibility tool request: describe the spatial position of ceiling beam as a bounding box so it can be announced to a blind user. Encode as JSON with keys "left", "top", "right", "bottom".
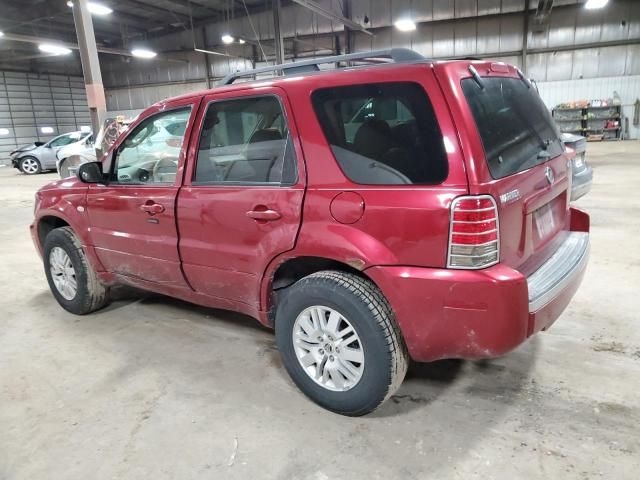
{"left": 290, "top": 0, "right": 372, "bottom": 35}
{"left": 123, "top": 0, "right": 192, "bottom": 24}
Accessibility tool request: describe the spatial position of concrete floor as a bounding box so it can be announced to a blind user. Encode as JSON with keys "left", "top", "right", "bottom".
{"left": 1, "top": 142, "right": 639, "bottom": 480}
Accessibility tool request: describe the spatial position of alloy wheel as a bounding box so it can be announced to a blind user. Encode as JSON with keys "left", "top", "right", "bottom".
{"left": 49, "top": 247, "right": 77, "bottom": 300}
{"left": 21, "top": 158, "right": 39, "bottom": 174}
{"left": 292, "top": 305, "right": 365, "bottom": 392}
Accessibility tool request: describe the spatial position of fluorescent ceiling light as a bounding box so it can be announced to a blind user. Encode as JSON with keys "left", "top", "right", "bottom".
{"left": 394, "top": 19, "right": 417, "bottom": 32}
{"left": 41, "top": 127, "right": 54, "bottom": 134}
{"left": 238, "top": 38, "right": 246, "bottom": 44}
{"left": 0, "top": 31, "right": 4, "bottom": 38}
{"left": 131, "top": 48, "right": 157, "bottom": 58}
{"left": 0, "top": 128, "right": 9, "bottom": 135}
{"left": 80, "top": 126, "right": 91, "bottom": 133}
{"left": 585, "top": 0, "right": 609, "bottom": 8}
{"left": 67, "top": 2, "right": 113, "bottom": 15}
{"left": 39, "top": 43, "right": 72, "bottom": 55}
{"left": 88, "top": 2, "right": 112, "bottom": 15}
{"left": 221, "top": 34, "right": 234, "bottom": 44}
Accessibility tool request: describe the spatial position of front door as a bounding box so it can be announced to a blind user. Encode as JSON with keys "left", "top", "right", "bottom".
{"left": 86, "top": 100, "right": 198, "bottom": 287}
{"left": 177, "top": 88, "right": 306, "bottom": 308}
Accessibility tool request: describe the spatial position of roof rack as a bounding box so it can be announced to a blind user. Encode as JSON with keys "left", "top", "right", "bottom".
{"left": 219, "top": 48, "right": 426, "bottom": 85}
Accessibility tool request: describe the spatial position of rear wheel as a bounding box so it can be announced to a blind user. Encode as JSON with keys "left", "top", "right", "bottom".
{"left": 20, "top": 156, "right": 41, "bottom": 175}
{"left": 275, "top": 271, "right": 408, "bottom": 416}
{"left": 43, "top": 227, "right": 109, "bottom": 314}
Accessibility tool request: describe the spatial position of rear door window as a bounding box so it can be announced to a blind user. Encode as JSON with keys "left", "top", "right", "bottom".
{"left": 311, "top": 82, "right": 448, "bottom": 185}
{"left": 462, "top": 77, "right": 563, "bottom": 179}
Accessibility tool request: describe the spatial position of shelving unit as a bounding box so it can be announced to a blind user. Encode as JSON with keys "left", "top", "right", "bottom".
{"left": 552, "top": 105, "right": 622, "bottom": 141}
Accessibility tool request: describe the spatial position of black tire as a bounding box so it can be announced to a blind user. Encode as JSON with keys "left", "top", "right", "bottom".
{"left": 275, "top": 271, "right": 408, "bottom": 416}
{"left": 19, "top": 156, "right": 42, "bottom": 175}
{"left": 43, "top": 227, "right": 109, "bottom": 315}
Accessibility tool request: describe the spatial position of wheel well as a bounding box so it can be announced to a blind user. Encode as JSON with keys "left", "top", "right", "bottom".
{"left": 272, "top": 256, "right": 366, "bottom": 291}
{"left": 267, "top": 256, "right": 371, "bottom": 325}
{"left": 38, "top": 216, "right": 69, "bottom": 246}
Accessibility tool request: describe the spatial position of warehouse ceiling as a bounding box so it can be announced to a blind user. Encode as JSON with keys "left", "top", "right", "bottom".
{"left": 0, "top": 0, "right": 275, "bottom": 71}
{"left": 0, "top": 0, "right": 630, "bottom": 77}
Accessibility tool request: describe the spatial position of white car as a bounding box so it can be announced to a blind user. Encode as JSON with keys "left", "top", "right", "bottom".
{"left": 56, "top": 134, "right": 96, "bottom": 178}
{"left": 10, "top": 131, "right": 92, "bottom": 175}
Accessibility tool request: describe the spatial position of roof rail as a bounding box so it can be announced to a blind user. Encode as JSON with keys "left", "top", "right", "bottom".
{"left": 219, "top": 48, "right": 426, "bottom": 85}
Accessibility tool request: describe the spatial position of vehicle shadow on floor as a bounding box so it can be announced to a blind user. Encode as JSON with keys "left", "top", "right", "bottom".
{"left": 32, "top": 286, "right": 540, "bottom": 420}
{"left": 373, "top": 339, "right": 540, "bottom": 417}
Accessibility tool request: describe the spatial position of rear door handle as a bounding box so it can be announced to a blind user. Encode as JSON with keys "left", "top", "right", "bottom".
{"left": 140, "top": 201, "right": 165, "bottom": 215}
{"left": 246, "top": 207, "right": 281, "bottom": 221}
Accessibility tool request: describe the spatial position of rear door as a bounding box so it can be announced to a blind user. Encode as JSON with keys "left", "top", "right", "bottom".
{"left": 177, "top": 87, "right": 305, "bottom": 308}
{"left": 437, "top": 63, "right": 572, "bottom": 275}
{"left": 86, "top": 98, "right": 198, "bottom": 287}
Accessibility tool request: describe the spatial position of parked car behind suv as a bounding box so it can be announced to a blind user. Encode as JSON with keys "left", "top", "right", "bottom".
{"left": 561, "top": 132, "right": 593, "bottom": 201}
{"left": 11, "top": 131, "right": 92, "bottom": 174}
{"left": 31, "top": 49, "right": 590, "bottom": 416}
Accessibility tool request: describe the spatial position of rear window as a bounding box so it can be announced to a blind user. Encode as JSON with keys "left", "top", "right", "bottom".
{"left": 312, "top": 82, "right": 448, "bottom": 185}
{"left": 462, "top": 76, "right": 563, "bottom": 179}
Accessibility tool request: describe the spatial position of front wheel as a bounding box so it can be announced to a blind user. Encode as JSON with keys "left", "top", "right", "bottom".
{"left": 275, "top": 271, "right": 408, "bottom": 416}
{"left": 43, "top": 227, "right": 109, "bottom": 315}
{"left": 20, "top": 156, "right": 42, "bottom": 175}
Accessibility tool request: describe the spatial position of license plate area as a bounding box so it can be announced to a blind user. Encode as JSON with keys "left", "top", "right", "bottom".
{"left": 535, "top": 203, "right": 556, "bottom": 240}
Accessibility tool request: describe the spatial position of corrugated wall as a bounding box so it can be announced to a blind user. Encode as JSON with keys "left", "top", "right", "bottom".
{"left": 0, "top": 71, "right": 90, "bottom": 161}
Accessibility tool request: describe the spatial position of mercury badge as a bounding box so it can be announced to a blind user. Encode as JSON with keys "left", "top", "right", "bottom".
{"left": 545, "top": 166, "right": 555, "bottom": 185}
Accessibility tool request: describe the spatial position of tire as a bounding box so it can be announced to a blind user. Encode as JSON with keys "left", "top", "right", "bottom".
{"left": 57, "top": 157, "right": 70, "bottom": 178}
{"left": 275, "top": 271, "right": 408, "bottom": 416}
{"left": 43, "top": 227, "right": 109, "bottom": 315}
{"left": 19, "top": 156, "right": 42, "bottom": 175}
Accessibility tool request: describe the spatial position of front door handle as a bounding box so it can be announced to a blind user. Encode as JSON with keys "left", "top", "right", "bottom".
{"left": 246, "top": 207, "right": 281, "bottom": 221}
{"left": 140, "top": 201, "right": 165, "bottom": 215}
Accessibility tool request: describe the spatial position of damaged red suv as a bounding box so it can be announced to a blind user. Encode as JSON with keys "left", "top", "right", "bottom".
{"left": 31, "top": 49, "right": 589, "bottom": 416}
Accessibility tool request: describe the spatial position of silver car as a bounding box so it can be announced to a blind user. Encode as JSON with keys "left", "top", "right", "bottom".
{"left": 561, "top": 132, "right": 593, "bottom": 201}
{"left": 10, "top": 131, "right": 92, "bottom": 175}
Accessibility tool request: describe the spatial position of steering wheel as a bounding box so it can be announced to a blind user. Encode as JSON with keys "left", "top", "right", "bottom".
{"left": 152, "top": 157, "right": 179, "bottom": 183}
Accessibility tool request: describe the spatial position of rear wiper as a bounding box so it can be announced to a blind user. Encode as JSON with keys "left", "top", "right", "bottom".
{"left": 468, "top": 65, "right": 485, "bottom": 90}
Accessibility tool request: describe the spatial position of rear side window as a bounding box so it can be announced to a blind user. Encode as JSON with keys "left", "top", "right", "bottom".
{"left": 462, "top": 77, "right": 563, "bottom": 179}
{"left": 194, "top": 95, "right": 297, "bottom": 185}
{"left": 312, "top": 82, "right": 448, "bottom": 185}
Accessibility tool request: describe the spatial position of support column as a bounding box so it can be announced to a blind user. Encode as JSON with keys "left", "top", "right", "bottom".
{"left": 342, "top": 0, "right": 353, "bottom": 55}
{"left": 272, "top": 0, "right": 285, "bottom": 66}
{"left": 522, "top": 0, "right": 531, "bottom": 75}
{"left": 201, "top": 27, "right": 212, "bottom": 89}
{"left": 72, "top": 0, "right": 107, "bottom": 154}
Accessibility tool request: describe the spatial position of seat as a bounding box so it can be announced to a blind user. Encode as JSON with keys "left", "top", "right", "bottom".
{"left": 353, "top": 119, "right": 394, "bottom": 160}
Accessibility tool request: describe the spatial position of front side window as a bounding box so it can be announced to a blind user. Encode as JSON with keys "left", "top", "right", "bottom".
{"left": 111, "top": 107, "right": 191, "bottom": 185}
{"left": 311, "top": 82, "right": 448, "bottom": 185}
{"left": 461, "top": 77, "right": 563, "bottom": 179}
{"left": 194, "top": 95, "right": 297, "bottom": 185}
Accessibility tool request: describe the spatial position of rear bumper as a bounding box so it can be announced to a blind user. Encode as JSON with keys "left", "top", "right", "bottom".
{"left": 366, "top": 208, "right": 590, "bottom": 362}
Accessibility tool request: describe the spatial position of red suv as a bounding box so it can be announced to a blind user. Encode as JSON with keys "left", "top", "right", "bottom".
{"left": 31, "top": 49, "right": 590, "bottom": 416}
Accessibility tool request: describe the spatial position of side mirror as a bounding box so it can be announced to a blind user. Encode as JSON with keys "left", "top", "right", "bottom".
{"left": 77, "top": 161, "right": 104, "bottom": 184}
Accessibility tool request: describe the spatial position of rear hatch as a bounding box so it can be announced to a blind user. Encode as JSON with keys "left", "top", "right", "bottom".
{"left": 437, "top": 62, "right": 572, "bottom": 275}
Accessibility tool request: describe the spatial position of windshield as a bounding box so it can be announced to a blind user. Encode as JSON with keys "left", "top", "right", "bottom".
{"left": 462, "top": 76, "right": 563, "bottom": 179}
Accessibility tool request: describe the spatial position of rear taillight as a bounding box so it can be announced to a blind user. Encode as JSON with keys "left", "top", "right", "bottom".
{"left": 447, "top": 195, "right": 499, "bottom": 269}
